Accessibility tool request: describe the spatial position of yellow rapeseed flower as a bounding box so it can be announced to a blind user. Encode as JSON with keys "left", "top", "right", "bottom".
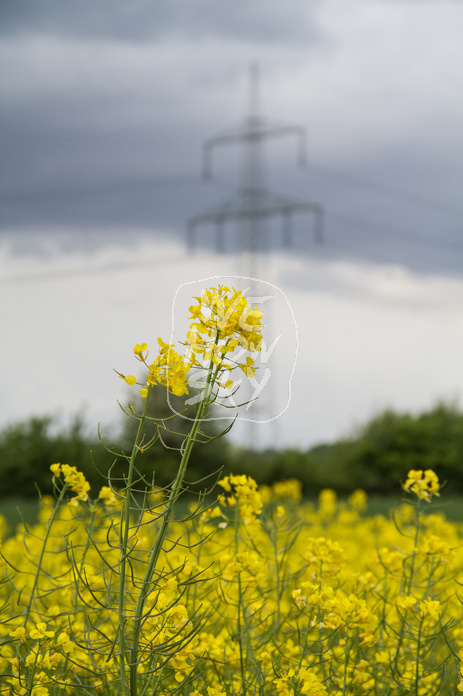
{"left": 122, "top": 287, "right": 264, "bottom": 405}
{"left": 10, "top": 626, "right": 27, "bottom": 643}
{"left": 49, "top": 463, "right": 90, "bottom": 504}
{"left": 98, "top": 485, "right": 121, "bottom": 507}
{"left": 402, "top": 469, "right": 440, "bottom": 502}
{"left": 133, "top": 342, "right": 148, "bottom": 360}
{"left": 29, "top": 623, "right": 55, "bottom": 640}
{"left": 186, "top": 286, "right": 263, "bottom": 382}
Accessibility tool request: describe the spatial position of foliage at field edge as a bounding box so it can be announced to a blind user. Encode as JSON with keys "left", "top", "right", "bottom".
{"left": 1, "top": 400, "right": 462, "bottom": 498}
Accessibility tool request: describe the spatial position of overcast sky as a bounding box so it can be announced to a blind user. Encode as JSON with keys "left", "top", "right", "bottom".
{"left": 1, "top": 0, "right": 462, "bottom": 451}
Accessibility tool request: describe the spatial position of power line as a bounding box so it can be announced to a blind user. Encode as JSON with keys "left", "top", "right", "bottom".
{"left": 326, "top": 211, "right": 463, "bottom": 253}
{"left": 1, "top": 165, "right": 461, "bottom": 220}
{"left": 307, "top": 164, "right": 463, "bottom": 218}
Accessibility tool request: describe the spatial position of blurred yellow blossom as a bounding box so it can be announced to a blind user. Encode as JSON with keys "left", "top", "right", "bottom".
{"left": 402, "top": 469, "right": 440, "bottom": 502}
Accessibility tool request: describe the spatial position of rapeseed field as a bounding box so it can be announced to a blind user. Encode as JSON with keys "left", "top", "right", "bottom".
{"left": 1, "top": 285, "right": 462, "bottom": 694}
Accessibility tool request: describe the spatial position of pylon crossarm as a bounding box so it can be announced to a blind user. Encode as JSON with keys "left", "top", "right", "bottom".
{"left": 203, "top": 120, "right": 306, "bottom": 179}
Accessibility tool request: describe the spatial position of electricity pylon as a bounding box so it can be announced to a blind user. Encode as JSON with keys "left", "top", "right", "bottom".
{"left": 188, "top": 63, "right": 323, "bottom": 274}
{"left": 187, "top": 64, "right": 323, "bottom": 447}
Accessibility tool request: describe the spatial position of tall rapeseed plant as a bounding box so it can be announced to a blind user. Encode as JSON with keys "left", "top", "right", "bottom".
{"left": 113, "top": 285, "right": 263, "bottom": 695}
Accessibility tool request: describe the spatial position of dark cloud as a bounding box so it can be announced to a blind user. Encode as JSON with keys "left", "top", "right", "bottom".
{"left": 0, "top": 0, "right": 461, "bottom": 282}
{"left": 0, "top": 0, "right": 321, "bottom": 44}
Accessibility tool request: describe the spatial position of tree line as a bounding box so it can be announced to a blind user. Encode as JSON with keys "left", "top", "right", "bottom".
{"left": 0, "top": 397, "right": 462, "bottom": 499}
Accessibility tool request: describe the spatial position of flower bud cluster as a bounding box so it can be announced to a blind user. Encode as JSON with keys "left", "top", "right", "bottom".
{"left": 402, "top": 469, "right": 440, "bottom": 502}
{"left": 122, "top": 339, "right": 191, "bottom": 398}
{"left": 186, "top": 284, "right": 263, "bottom": 382}
{"left": 50, "top": 463, "right": 90, "bottom": 506}
{"left": 120, "top": 286, "right": 264, "bottom": 400}
{"left": 218, "top": 474, "right": 263, "bottom": 524}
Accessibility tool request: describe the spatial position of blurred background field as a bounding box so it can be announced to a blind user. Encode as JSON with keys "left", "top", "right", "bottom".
{"left": 2, "top": 494, "right": 463, "bottom": 539}
{"left": 1, "top": 398, "right": 462, "bottom": 531}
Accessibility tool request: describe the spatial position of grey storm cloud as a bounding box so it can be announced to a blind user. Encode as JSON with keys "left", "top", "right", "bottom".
{"left": 0, "top": 0, "right": 321, "bottom": 43}
{"left": 0, "top": 0, "right": 462, "bottom": 279}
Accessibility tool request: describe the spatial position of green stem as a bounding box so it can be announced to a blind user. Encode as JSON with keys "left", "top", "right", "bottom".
{"left": 25, "top": 641, "right": 41, "bottom": 696}
{"left": 234, "top": 503, "right": 247, "bottom": 696}
{"left": 406, "top": 501, "right": 422, "bottom": 595}
{"left": 413, "top": 618, "right": 423, "bottom": 696}
{"left": 342, "top": 620, "right": 350, "bottom": 696}
{"left": 22, "top": 483, "right": 68, "bottom": 628}
{"left": 128, "top": 360, "right": 215, "bottom": 696}
{"left": 118, "top": 388, "right": 153, "bottom": 696}
{"left": 272, "top": 524, "right": 282, "bottom": 634}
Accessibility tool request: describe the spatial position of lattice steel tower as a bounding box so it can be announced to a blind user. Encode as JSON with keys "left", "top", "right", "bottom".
{"left": 188, "top": 63, "right": 323, "bottom": 273}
